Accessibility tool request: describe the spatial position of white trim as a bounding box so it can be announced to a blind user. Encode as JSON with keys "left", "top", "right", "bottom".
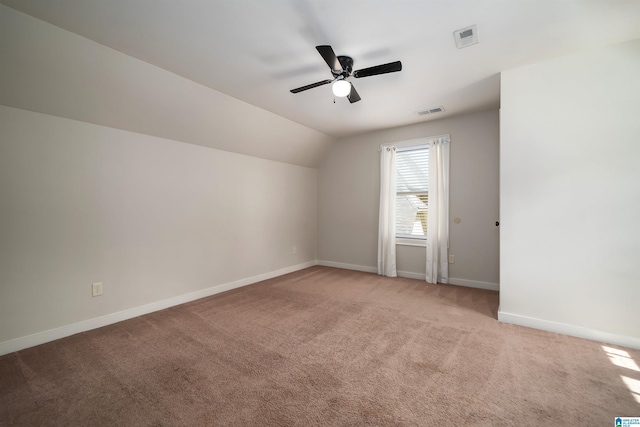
{"left": 448, "top": 278, "right": 500, "bottom": 291}
{"left": 396, "top": 237, "right": 427, "bottom": 247}
{"left": 316, "top": 261, "right": 499, "bottom": 291}
{"left": 397, "top": 270, "right": 425, "bottom": 280}
{"left": 498, "top": 310, "right": 640, "bottom": 350}
{"left": 0, "top": 261, "right": 317, "bottom": 356}
{"left": 396, "top": 143, "right": 428, "bottom": 152}
{"left": 398, "top": 273, "right": 499, "bottom": 291}
{"left": 316, "top": 260, "right": 377, "bottom": 274}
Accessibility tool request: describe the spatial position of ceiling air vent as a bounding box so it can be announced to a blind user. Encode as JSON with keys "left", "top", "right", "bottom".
{"left": 454, "top": 25, "right": 479, "bottom": 49}
{"left": 417, "top": 106, "right": 445, "bottom": 116}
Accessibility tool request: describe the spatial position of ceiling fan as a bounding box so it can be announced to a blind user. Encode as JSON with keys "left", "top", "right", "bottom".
{"left": 290, "top": 45, "right": 402, "bottom": 103}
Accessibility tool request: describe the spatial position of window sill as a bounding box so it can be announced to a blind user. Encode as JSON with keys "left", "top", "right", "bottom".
{"left": 396, "top": 237, "right": 427, "bottom": 247}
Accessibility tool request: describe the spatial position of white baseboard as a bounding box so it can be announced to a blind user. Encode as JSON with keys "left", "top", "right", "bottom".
{"left": 316, "top": 260, "right": 499, "bottom": 291}
{"left": 448, "top": 278, "right": 500, "bottom": 291}
{"left": 397, "top": 270, "right": 425, "bottom": 280}
{"left": 398, "top": 273, "right": 500, "bottom": 291}
{"left": 317, "top": 260, "right": 377, "bottom": 274}
{"left": 498, "top": 310, "right": 640, "bottom": 350}
{"left": 0, "top": 261, "right": 317, "bottom": 356}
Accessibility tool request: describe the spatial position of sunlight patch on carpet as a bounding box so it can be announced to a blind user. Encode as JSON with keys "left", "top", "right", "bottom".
{"left": 603, "top": 345, "right": 640, "bottom": 406}
{"left": 603, "top": 346, "right": 640, "bottom": 372}
{"left": 620, "top": 376, "right": 640, "bottom": 404}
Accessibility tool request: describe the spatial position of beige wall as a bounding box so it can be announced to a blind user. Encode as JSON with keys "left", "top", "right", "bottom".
{"left": 0, "top": 106, "right": 317, "bottom": 345}
{"left": 318, "top": 109, "right": 500, "bottom": 287}
{"left": 500, "top": 38, "right": 640, "bottom": 347}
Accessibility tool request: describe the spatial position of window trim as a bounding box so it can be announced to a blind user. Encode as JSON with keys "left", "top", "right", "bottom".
{"left": 380, "top": 134, "right": 449, "bottom": 247}
{"left": 396, "top": 143, "right": 429, "bottom": 152}
{"left": 396, "top": 237, "right": 427, "bottom": 247}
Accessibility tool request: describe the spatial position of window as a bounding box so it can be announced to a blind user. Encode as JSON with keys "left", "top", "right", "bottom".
{"left": 396, "top": 145, "right": 429, "bottom": 239}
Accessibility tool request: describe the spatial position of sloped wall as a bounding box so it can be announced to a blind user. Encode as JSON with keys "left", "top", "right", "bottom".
{"left": 0, "top": 5, "right": 334, "bottom": 168}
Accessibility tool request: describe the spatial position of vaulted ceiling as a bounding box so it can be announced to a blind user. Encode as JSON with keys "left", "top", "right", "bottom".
{"left": 3, "top": 0, "right": 640, "bottom": 138}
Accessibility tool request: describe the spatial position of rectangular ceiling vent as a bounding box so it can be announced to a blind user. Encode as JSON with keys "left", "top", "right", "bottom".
{"left": 454, "top": 25, "right": 479, "bottom": 49}
{"left": 417, "top": 106, "right": 445, "bottom": 116}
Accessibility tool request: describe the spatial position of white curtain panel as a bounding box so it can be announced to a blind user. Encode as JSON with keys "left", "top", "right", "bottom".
{"left": 426, "top": 136, "right": 450, "bottom": 284}
{"left": 378, "top": 145, "right": 397, "bottom": 277}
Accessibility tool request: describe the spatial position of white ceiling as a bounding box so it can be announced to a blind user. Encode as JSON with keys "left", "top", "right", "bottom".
{"left": 4, "top": 0, "right": 640, "bottom": 138}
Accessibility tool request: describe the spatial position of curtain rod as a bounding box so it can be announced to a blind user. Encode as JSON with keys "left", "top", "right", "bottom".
{"left": 379, "top": 134, "right": 450, "bottom": 150}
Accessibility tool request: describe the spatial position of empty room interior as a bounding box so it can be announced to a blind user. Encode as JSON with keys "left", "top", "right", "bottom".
{"left": 1, "top": 1, "right": 640, "bottom": 425}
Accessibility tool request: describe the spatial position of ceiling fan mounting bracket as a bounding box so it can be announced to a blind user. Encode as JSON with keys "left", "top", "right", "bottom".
{"left": 332, "top": 56, "right": 353, "bottom": 79}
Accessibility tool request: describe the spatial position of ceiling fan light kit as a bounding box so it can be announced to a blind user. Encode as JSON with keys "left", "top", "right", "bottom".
{"left": 290, "top": 45, "right": 402, "bottom": 103}
{"left": 332, "top": 80, "right": 351, "bottom": 97}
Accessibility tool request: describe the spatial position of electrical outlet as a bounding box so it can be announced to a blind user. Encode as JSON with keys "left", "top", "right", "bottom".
{"left": 92, "top": 282, "right": 103, "bottom": 297}
{"left": 448, "top": 255, "right": 455, "bottom": 264}
{"left": 293, "top": 246, "right": 298, "bottom": 255}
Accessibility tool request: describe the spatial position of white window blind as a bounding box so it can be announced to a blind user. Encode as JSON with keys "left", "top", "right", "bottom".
{"left": 396, "top": 145, "right": 429, "bottom": 239}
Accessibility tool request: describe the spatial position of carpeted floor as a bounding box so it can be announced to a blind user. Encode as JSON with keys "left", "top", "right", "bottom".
{"left": 1, "top": 266, "right": 639, "bottom": 425}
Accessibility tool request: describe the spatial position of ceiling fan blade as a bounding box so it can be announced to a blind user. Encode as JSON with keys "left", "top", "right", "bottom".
{"left": 316, "top": 45, "right": 343, "bottom": 72}
{"left": 290, "top": 79, "right": 333, "bottom": 93}
{"left": 353, "top": 61, "right": 402, "bottom": 78}
{"left": 347, "top": 84, "right": 361, "bottom": 103}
